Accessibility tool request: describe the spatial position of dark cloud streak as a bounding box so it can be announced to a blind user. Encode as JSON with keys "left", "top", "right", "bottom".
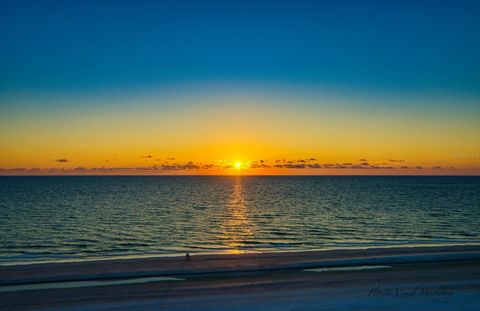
{"left": 54, "top": 159, "right": 70, "bottom": 163}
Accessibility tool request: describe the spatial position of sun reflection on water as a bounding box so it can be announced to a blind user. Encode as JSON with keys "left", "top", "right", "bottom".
{"left": 218, "top": 177, "right": 254, "bottom": 251}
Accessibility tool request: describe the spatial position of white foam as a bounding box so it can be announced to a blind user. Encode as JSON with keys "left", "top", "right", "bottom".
{"left": 0, "top": 276, "right": 185, "bottom": 293}
{"left": 304, "top": 265, "right": 391, "bottom": 272}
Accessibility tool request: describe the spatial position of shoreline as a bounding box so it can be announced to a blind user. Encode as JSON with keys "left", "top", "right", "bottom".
{"left": 2, "top": 242, "right": 480, "bottom": 267}
{"left": 2, "top": 244, "right": 480, "bottom": 286}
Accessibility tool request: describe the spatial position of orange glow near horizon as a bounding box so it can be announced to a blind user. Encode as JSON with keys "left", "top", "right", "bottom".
{"left": 1, "top": 86, "right": 479, "bottom": 175}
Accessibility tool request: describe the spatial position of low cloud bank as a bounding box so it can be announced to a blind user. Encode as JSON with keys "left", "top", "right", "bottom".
{"left": 0, "top": 157, "right": 447, "bottom": 174}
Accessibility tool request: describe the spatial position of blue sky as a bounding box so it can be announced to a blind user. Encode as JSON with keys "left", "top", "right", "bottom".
{"left": 1, "top": 1, "right": 479, "bottom": 175}
{"left": 1, "top": 0, "right": 480, "bottom": 97}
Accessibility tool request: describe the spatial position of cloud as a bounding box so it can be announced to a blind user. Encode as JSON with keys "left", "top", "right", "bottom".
{"left": 54, "top": 159, "right": 70, "bottom": 163}
{"left": 140, "top": 155, "right": 153, "bottom": 159}
{"left": 388, "top": 159, "right": 404, "bottom": 163}
{"left": 250, "top": 163, "right": 272, "bottom": 169}
{"left": 160, "top": 162, "right": 202, "bottom": 171}
{"left": 288, "top": 158, "right": 318, "bottom": 163}
{"left": 4, "top": 168, "right": 26, "bottom": 171}
{"left": 283, "top": 164, "right": 306, "bottom": 169}
{"left": 0, "top": 157, "right": 450, "bottom": 174}
{"left": 368, "top": 165, "right": 393, "bottom": 169}
{"left": 319, "top": 163, "right": 394, "bottom": 170}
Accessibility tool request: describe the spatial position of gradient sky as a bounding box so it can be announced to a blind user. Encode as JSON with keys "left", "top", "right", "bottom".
{"left": 1, "top": 0, "right": 479, "bottom": 175}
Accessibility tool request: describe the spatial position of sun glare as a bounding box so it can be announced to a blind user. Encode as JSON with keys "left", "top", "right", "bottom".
{"left": 235, "top": 161, "right": 242, "bottom": 169}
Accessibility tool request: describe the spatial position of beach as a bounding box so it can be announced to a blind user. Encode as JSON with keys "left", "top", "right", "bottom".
{"left": 2, "top": 0, "right": 480, "bottom": 309}
{"left": 1, "top": 245, "right": 479, "bottom": 310}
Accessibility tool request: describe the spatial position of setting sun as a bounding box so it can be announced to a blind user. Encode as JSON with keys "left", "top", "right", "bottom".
{"left": 235, "top": 161, "right": 242, "bottom": 169}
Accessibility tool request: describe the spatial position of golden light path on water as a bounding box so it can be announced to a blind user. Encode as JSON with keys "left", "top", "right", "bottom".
{"left": 219, "top": 177, "right": 254, "bottom": 253}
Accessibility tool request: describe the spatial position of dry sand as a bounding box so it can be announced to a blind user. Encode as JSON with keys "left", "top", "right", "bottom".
{"left": 1, "top": 245, "right": 479, "bottom": 310}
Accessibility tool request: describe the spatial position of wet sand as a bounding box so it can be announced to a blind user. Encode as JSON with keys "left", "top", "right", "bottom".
{"left": 1, "top": 245, "right": 480, "bottom": 310}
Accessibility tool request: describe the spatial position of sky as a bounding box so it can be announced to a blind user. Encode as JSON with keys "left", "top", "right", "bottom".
{"left": 1, "top": 0, "right": 479, "bottom": 175}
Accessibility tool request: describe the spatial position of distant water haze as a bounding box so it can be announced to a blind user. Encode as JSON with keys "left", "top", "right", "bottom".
{"left": 0, "top": 176, "right": 479, "bottom": 265}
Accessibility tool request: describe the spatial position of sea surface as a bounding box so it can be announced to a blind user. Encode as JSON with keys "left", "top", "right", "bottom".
{"left": 0, "top": 176, "right": 479, "bottom": 264}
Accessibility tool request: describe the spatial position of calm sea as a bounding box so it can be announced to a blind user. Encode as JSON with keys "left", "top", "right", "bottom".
{"left": 0, "top": 176, "right": 479, "bottom": 264}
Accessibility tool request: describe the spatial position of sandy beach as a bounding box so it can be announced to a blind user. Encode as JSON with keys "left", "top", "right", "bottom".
{"left": 1, "top": 245, "right": 479, "bottom": 310}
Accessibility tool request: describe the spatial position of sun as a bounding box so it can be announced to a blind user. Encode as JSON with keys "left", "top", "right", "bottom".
{"left": 235, "top": 161, "right": 242, "bottom": 169}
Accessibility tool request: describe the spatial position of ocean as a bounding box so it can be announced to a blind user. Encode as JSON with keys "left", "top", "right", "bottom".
{"left": 0, "top": 176, "right": 479, "bottom": 264}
